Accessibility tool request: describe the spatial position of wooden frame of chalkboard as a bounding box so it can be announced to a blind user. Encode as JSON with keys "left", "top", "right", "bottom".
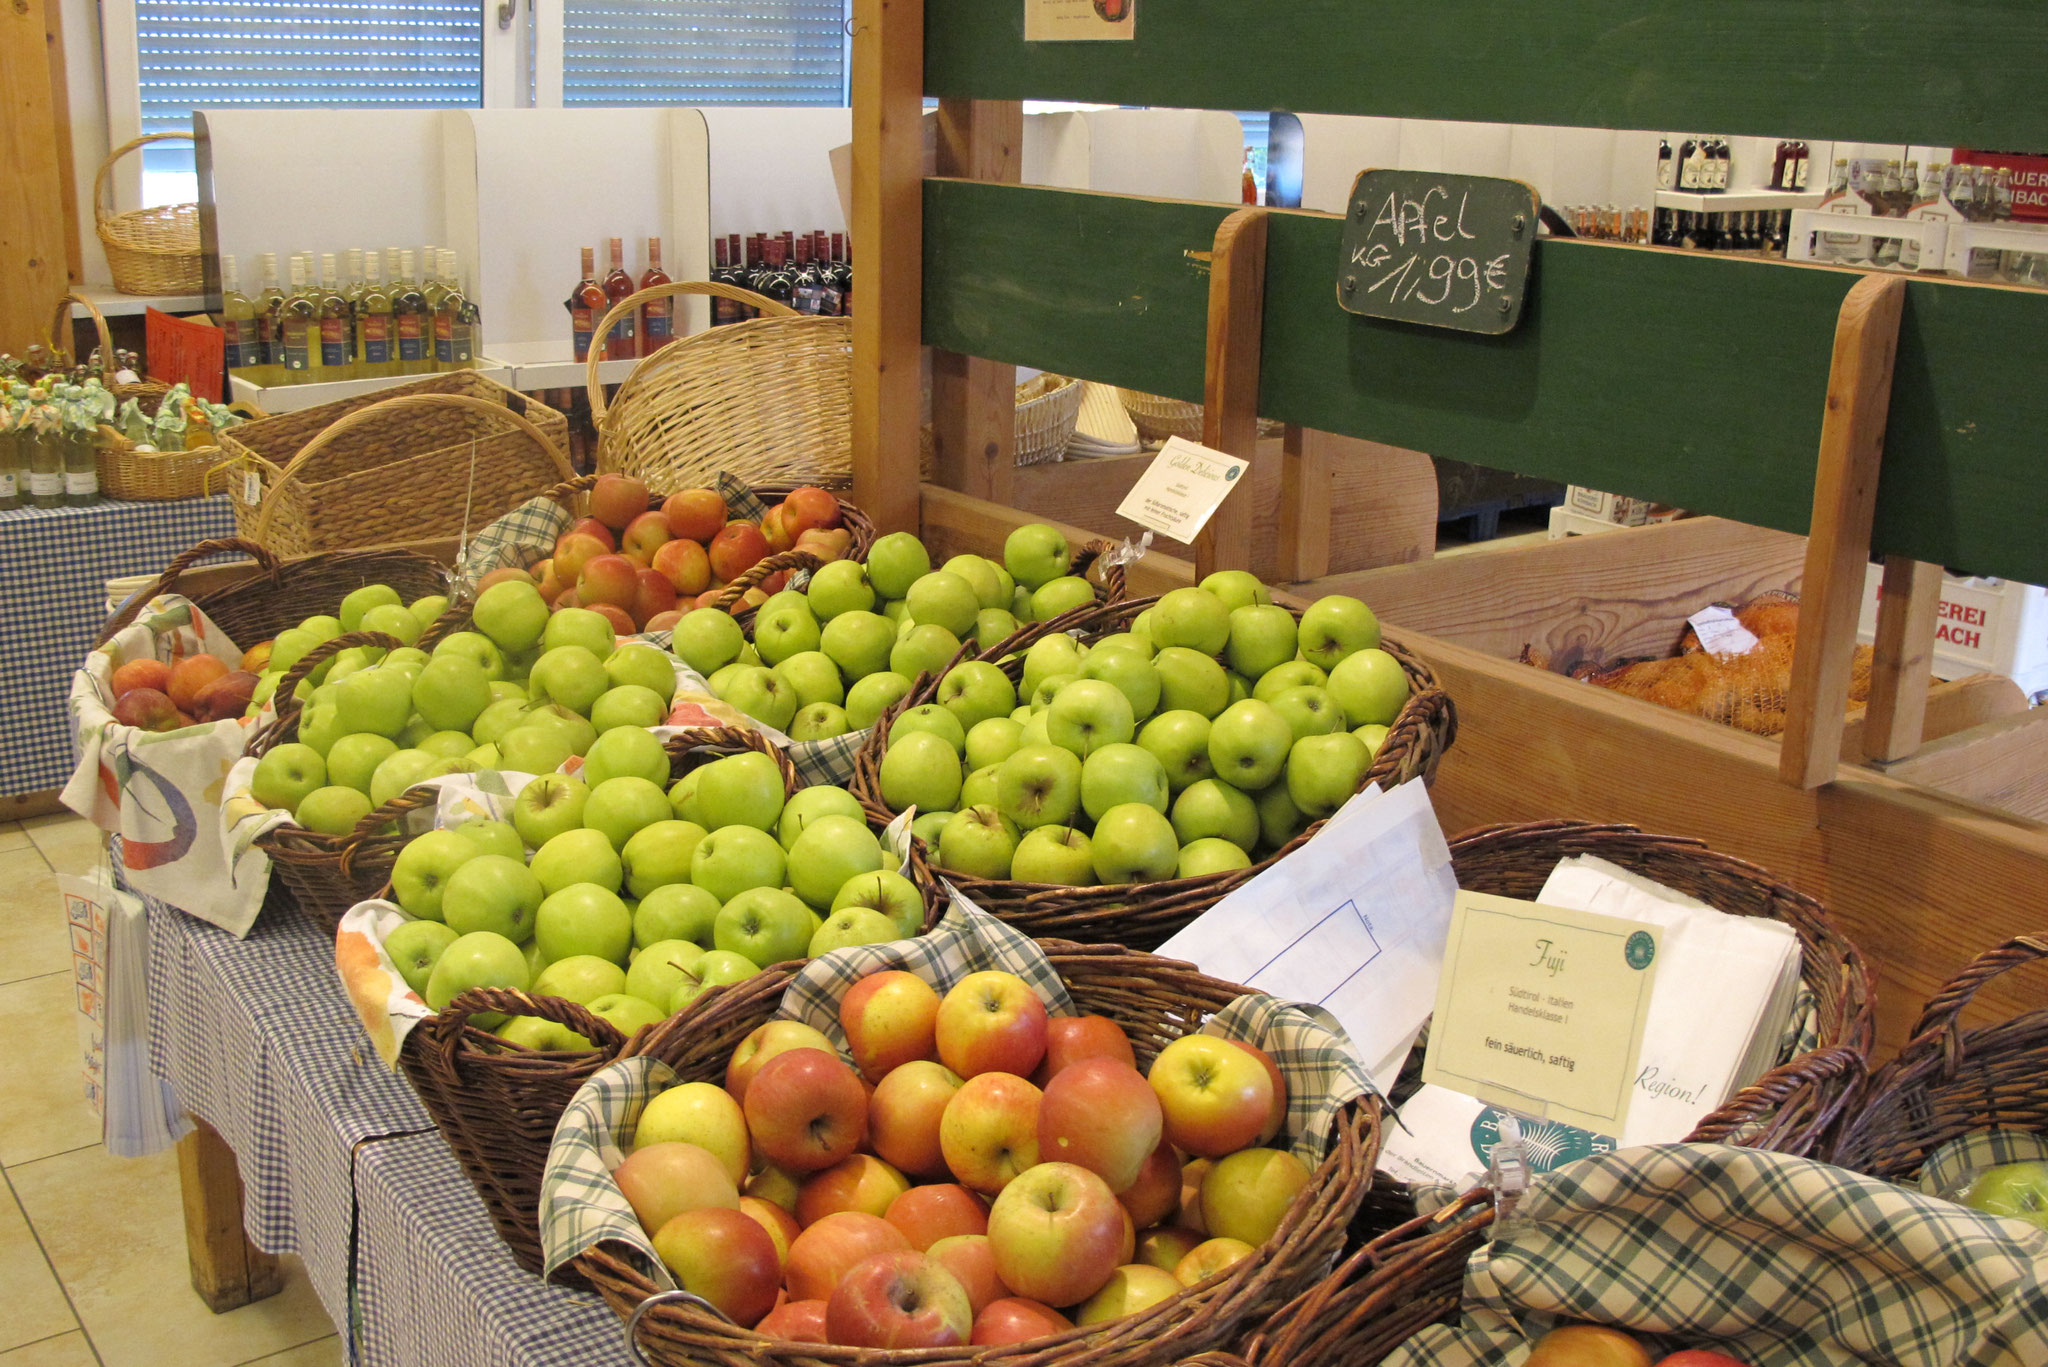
{"left": 844, "top": 0, "right": 2048, "bottom": 1052}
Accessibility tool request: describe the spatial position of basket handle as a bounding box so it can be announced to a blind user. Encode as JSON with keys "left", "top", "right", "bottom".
{"left": 664, "top": 725, "right": 803, "bottom": 799}
{"left": 47, "top": 292, "right": 115, "bottom": 370}
{"left": 1684, "top": 1045, "right": 1867, "bottom": 1152}
{"left": 585, "top": 279, "right": 798, "bottom": 426}
{"left": 94, "top": 132, "right": 194, "bottom": 227}
{"left": 436, "top": 987, "right": 629, "bottom": 1053}
{"left": 250, "top": 392, "right": 577, "bottom": 544}
{"left": 707, "top": 549, "right": 822, "bottom": 613}
{"left": 96, "top": 537, "right": 285, "bottom": 646}
{"left": 253, "top": 630, "right": 411, "bottom": 755}
{"left": 1904, "top": 933, "right": 2048, "bottom": 1076}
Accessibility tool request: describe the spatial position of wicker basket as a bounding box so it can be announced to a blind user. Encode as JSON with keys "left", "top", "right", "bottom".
{"left": 45, "top": 292, "right": 172, "bottom": 405}
{"left": 577, "top": 939, "right": 1383, "bottom": 1367}
{"left": 94, "top": 134, "right": 204, "bottom": 296}
{"left": 218, "top": 377, "right": 574, "bottom": 555}
{"left": 540, "top": 471, "right": 878, "bottom": 572}
{"left": 1015, "top": 372, "right": 1085, "bottom": 465}
{"left": 1117, "top": 388, "right": 1207, "bottom": 443}
{"left": 850, "top": 596, "right": 1457, "bottom": 947}
{"left": 1827, "top": 933, "right": 2048, "bottom": 1184}
{"left": 589, "top": 281, "right": 853, "bottom": 490}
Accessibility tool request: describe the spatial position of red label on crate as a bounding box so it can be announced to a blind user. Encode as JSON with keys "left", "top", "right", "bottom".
{"left": 1954, "top": 149, "right": 2048, "bottom": 221}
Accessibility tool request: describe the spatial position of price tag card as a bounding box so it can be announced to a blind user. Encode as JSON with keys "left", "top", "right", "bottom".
{"left": 1025, "top": 0, "right": 1134, "bottom": 42}
{"left": 1687, "top": 605, "right": 1761, "bottom": 658}
{"left": 1337, "top": 170, "right": 1538, "bottom": 334}
{"left": 1114, "top": 436, "right": 1249, "bottom": 544}
{"left": 1422, "top": 891, "right": 1661, "bottom": 1136}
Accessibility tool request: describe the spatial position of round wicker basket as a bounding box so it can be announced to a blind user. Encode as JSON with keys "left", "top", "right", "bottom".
{"left": 94, "top": 134, "right": 204, "bottom": 295}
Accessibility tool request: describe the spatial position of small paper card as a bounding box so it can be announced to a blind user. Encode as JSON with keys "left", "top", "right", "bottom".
{"left": 1114, "top": 436, "right": 1250, "bottom": 544}
{"left": 1422, "top": 891, "right": 1661, "bottom": 1136}
{"left": 1025, "top": 0, "right": 1134, "bottom": 42}
{"left": 1687, "top": 605, "right": 1760, "bottom": 658}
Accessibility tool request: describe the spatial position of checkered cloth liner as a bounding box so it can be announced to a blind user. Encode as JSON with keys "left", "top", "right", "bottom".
{"left": 0, "top": 495, "right": 237, "bottom": 798}
{"left": 542, "top": 896, "right": 1380, "bottom": 1281}
{"left": 1921, "top": 1128, "right": 2048, "bottom": 1201}
{"left": 1384, "top": 1143, "right": 2048, "bottom": 1367}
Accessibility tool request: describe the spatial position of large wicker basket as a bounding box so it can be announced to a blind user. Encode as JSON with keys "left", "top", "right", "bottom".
{"left": 589, "top": 281, "right": 852, "bottom": 490}
{"left": 1014, "top": 372, "right": 1085, "bottom": 465}
{"left": 576, "top": 939, "right": 1383, "bottom": 1367}
{"left": 94, "top": 134, "right": 203, "bottom": 295}
{"left": 218, "top": 377, "right": 574, "bottom": 554}
{"left": 851, "top": 596, "right": 1457, "bottom": 947}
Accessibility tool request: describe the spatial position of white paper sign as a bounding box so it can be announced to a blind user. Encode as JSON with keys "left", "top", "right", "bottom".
{"left": 1114, "top": 436, "right": 1251, "bottom": 544}
{"left": 1687, "top": 605, "right": 1760, "bottom": 658}
{"left": 1025, "top": 0, "right": 1135, "bottom": 42}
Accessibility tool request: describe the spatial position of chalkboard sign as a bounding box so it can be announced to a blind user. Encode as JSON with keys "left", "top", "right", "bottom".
{"left": 1336, "top": 170, "right": 1540, "bottom": 335}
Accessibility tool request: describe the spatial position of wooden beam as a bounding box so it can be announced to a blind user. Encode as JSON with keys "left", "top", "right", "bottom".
{"left": 1275, "top": 425, "right": 1335, "bottom": 582}
{"left": 919, "top": 483, "right": 1194, "bottom": 599}
{"left": 1, "top": 0, "right": 69, "bottom": 352}
{"left": 849, "top": 0, "right": 924, "bottom": 534}
{"left": 177, "top": 1117, "right": 283, "bottom": 1313}
{"left": 1887, "top": 708, "right": 2048, "bottom": 822}
{"left": 1861, "top": 556, "right": 1945, "bottom": 763}
{"left": 1841, "top": 672, "right": 2027, "bottom": 762}
{"left": 1780, "top": 275, "right": 1906, "bottom": 789}
{"left": 42, "top": 0, "right": 79, "bottom": 285}
{"left": 1194, "top": 208, "right": 1267, "bottom": 578}
{"left": 929, "top": 98, "right": 1021, "bottom": 505}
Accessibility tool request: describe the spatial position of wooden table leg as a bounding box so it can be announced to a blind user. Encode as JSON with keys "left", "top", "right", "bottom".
{"left": 176, "top": 1116, "right": 283, "bottom": 1313}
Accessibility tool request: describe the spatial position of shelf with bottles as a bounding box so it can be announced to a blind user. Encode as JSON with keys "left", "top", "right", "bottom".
{"left": 67, "top": 286, "right": 209, "bottom": 319}
{"left": 1653, "top": 188, "right": 1824, "bottom": 213}
{"left": 704, "top": 229, "right": 853, "bottom": 325}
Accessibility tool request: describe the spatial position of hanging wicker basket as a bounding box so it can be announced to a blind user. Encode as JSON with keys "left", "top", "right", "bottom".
{"left": 94, "top": 134, "right": 204, "bottom": 296}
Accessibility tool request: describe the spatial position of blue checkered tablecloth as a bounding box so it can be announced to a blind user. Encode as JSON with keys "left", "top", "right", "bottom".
{"left": 1, "top": 495, "right": 237, "bottom": 797}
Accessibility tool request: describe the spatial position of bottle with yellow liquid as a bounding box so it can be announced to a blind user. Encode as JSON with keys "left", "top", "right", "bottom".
{"left": 354, "top": 252, "right": 398, "bottom": 379}
{"left": 316, "top": 253, "right": 353, "bottom": 381}
{"left": 391, "top": 249, "right": 430, "bottom": 375}
{"left": 278, "top": 254, "right": 319, "bottom": 383}
{"left": 255, "top": 252, "right": 286, "bottom": 370}
{"left": 434, "top": 249, "right": 477, "bottom": 371}
{"left": 220, "top": 254, "right": 264, "bottom": 379}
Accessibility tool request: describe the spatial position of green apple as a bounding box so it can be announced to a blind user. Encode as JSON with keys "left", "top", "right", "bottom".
{"left": 964, "top": 717, "right": 1024, "bottom": 772}
{"left": 624, "top": 939, "right": 705, "bottom": 1010}
{"left": 384, "top": 918, "right": 459, "bottom": 996}
{"left": 777, "top": 786, "right": 867, "bottom": 847}
{"left": 296, "top": 785, "right": 374, "bottom": 836}
{"left": 498, "top": 724, "right": 576, "bottom": 776}
{"left": 524, "top": 699, "right": 598, "bottom": 753}
{"left": 693, "top": 751, "right": 786, "bottom": 832}
{"left": 786, "top": 813, "right": 886, "bottom": 910}
{"left": 1079, "top": 647, "right": 1162, "bottom": 721}
{"left": 1177, "top": 838, "right": 1253, "bottom": 878}
{"left": 1010, "top": 585, "right": 1035, "bottom": 618}
{"left": 667, "top": 771, "right": 701, "bottom": 824}
{"left": 1004, "top": 523, "right": 1072, "bottom": 591}
{"left": 866, "top": 531, "right": 931, "bottom": 600}
{"left": 497, "top": 1015, "right": 593, "bottom": 1051}
{"left": 753, "top": 603, "right": 823, "bottom": 668}
{"left": 938, "top": 805, "right": 1019, "bottom": 879}
{"left": 789, "top": 702, "right": 851, "bottom": 741}
{"left": 544, "top": 607, "right": 617, "bottom": 659}
{"left": 583, "top": 725, "right": 671, "bottom": 789}
{"left": 340, "top": 583, "right": 402, "bottom": 633}
{"left": 690, "top": 826, "right": 787, "bottom": 904}
{"left": 890, "top": 624, "right": 964, "bottom": 683}
{"left": 487, "top": 680, "right": 527, "bottom": 705}
{"left": 253, "top": 743, "right": 326, "bottom": 813}
{"left": 1208, "top": 699, "right": 1294, "bottom": 792}
{"left": 718, "top": 666, "right": 799, "bottom": 731}
{"left": 322, "top": 648, "right": 373, "bottom": 685}
{"left": 1045, "top": 680, "right": 1136, "bottom": 758}
{"left": 1028, "top": 672, "right": 1075, "bottom": 711}
{"left": 669, "top": 950, "right": 760, "bottom": 1012}
{"left": 369, "top": 749, "right": 442, "bottom": 807}
{"left": 398, "top": 717, "right": 437, "bottom": 750}
{"left": 409, "top": 594, "right": 450, "bottom": 628}
{"left": 599, "top": 641, "right": 670, "bottom": 696}
{"left": 1150, "top": 587, "right": 1231, "bottom": 656}
{"left": 532, "top": 827, "right": 624, "bottom": 897}
{"left": 1253, "top": 659, "right": 1328, "bottom": 702}
{"left": 1285, "top": 732, "right": 1372, "bottom": 818}
{"left": 806, "top": 559, "right": 876, "bottom": 619}
{"left": 359, "top": 602, "right": 424, "bottom": 647}
{"left": 1011, "top": 824, "right": 1096, "bottom": 886}
{"left": 442, "top": 856, "right": 544, "bottom": 941}
{"left": 933, "top": 556, "right": 1000, "bottom": 611}
{"left": 429, "top": 630, "right": 504, "bottom": 679}
{"left": 808, "top": 906, "right": 902, "bottom": 957}
{"left": 296, "top": 699, "right": 346, "bottom": 757}
{"left": 974, "top": 609, "right": 1021, "bottom": 653}
{"left": 904, "top": 570, "right": 980, "bottom": 638}
{"left": 1171, "top": 778, "right": 1261, "bottom": 852}
{"left": 512, "top": 773, "right": 588, "bottom": 848}
{"left": 450, "top": 818, "right": 523, "bottom": 860}
{"left": 424, "top": 929, "right": 529, "bottom": 1016}
{"left": 620, "top": 819, "right": 706, "bottom": 898}
{"left": 391, "top": 829, "right": 480, "bottom": 920}
{"left": 671, "top": 608, "right": 746, "bottom": 675}
{"left": 1091, "top": 632, "right": 1153, "bottom": 660}
{"left": 1090, "top": 803, "right": 1180, "bottom": 885}
{"left": 584, "top": 776, "right": 673, "bottom": 851}
{"left": 1081, "top": 742, "right": 1170, "bottom": 822}
{"left": 1029, "top": 575, "right": 1097, "bottom": 622}
{"left": 844, "top": 672, "right": 914, "bottom": 730}
{"left": 417, "top": 730, "right": 476, "bottom": 760}
{"left": 530, "top": 646, "right": 610, "bottom": 715}
{"left": 1353, "top": 723, "right": 1391, "bottom": 759}
{"left": 635, "top": 882, "right": 721, "bottom": 948}
{"left": 1297, "top": 595, "right": 1382, "bottom": 671}
{"left": 960, "top": 764, "right": 1000, "bottom": 810}
{"left": 1269, "top": 685, "right": 1345, "bottom": 741}
{"left": 890, "top": 704, "right": 967, "bottom": 754}
{"left": 937, "top": 661, "right": 1017, "bottom": 731}
{"left": 590, "top": 685, "right": 665, "bottom": 734}
{"left": 1153, "top": 647, "right": 1232, "bottom": 719}
{"left": 831, "top": 869, "right": 927, "bottom": 938}
{"left": 714, "top": 887, "right": 818, "bottom": 967}
{"left": 880, "top": 731, "right": 964, "bottom": 813}
{"left": 1253, "top": 780, "right": 1307, "bottom": 851}
{"left": 523, "top": 939, "right": 548, "bottom": 979}
{"left": 1960, "top": 1161, "right": 2048, "bottom": 1231}
{"left": 1225, "top": 605, "right": 1298, "bottom": 680}
{"left": 773, "top": 651, "right": 845, "bottom": 709}
{"left": 1199, "top": 569, "right": 1273, "bottom": 612}
{"left": 535, "top": 884, "right": 633, "bottom": 964}
{"left": 470, "top": 697, "right": 530, "bottom": 748}
{"left": 1022, "top": 634, "right": 1089, "bottom": 699}
{"left": 297, "top": 613, "right": 344, "bottom": 644}
{"left": 909, "top": 810, "right": 953, "bottom": 848}
{"left": 1326, "top": 648, "right": 1410, "bottom": 728}
{"left": 267, "top": 627, "right": 321, "bottom": 676}
{"left": 819, "top": 611, "right": 896, "bottom": 682}
{"left": 758, "top": 588, "right": 809, "bottom": 622}
{"left": 704, "top": 662, "right": 748, "bottom": 697}
{"left": 471, "top": 580, "right": 550, "bottom": 653}
{"left": 588, "top": 993, "right": 665, "bottom": 1038}
{"left": 533, "top": 952, "right": 628, "bottom": 1004}
{"left": 995, "top": 743, "right": 1084, "bottom": 830}
{"left": 334, "top": 666, "right": 415, "bottom": 737}
{"left": 1018, "top": 710, "right": 1052, "bottom": 747}
{"left": 385, "top": 646, "right": 431, "bottom": 674}
{"left": 1137, "top": 709, "right": 1215, "bottom": 793}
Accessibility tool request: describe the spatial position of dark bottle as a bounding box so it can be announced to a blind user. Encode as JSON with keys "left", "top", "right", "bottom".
{"left": 1656, "top": 139, "right": 1675, "bottom": 190}
{"left": 833, "top": 232, "right": 853, "bottom": 318}
{"left": 710, "top": 237, "right": 740, "bottom": 326}
{"left": 753, "top": 238, "right": 796, "bottom": 309}
{"left": 791, "top": 235, "right": 825, "bottom": 314}
{"left": 1677, "top": 138, "right": 1700, "bottom": 190}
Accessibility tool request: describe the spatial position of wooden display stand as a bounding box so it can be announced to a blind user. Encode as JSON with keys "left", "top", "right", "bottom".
{"left": 850, "top": 0, "right": 2048, "bottom": 1052}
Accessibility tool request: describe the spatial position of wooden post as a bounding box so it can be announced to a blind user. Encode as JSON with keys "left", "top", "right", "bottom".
{"left": 2, "top": 0, "right": 70, "bottom": 351}
{"left": 930, "top": 98, "right": 1021, "bottom": 505}
{"left": 177, "top": 1117, "right": 283, "bottom": 1313}
{"left": 1277, "top": 424, "right": 1336, "bottom": 583}
{"left": 1193, "top": 208, "right": 1268, "bottom": 579}
{"left": 1779, "top": 274, "right": 1906, "bottom": 789}
{"left": 850, "top": 0, "right": 926, "bottom": 535}
{"left": 1862, "top": 555, "right": 1945, "bottom": 763}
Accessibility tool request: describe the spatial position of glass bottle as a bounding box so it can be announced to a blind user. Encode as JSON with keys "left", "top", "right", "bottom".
{"left": 753, "top": 238, "right": 795, "bottom": 310}
{"left": 790, "top": 234, "right": 822, "bottom": 314}
{"left": 316, "top": 254, "right": 352, "bottom": 381}
{"left": 63, "top": 398, "right": 100, "bottom": 507}
{"left": 392, "top": 250, "right": 430, "bottom": 374}
{"left": 1657, "top": 139, "right": 1675, "bottom": 190}
{"left": 220, "top": 254, "right": 260, "bottom": 375}
{"left": 279, "top": 255, "right": 319, "bottom": 382}
{"left": 435, "top": 249, "right": 477, "bottom": 370}
{"left": 731, "top": 234, "right": 755, "bottom": 320}
{"left": 355, "top": 252, "right": 397, "bottom": 378}
{"left": 255, "top": 253, "right": 286, "bottom": 369}
{"left": 567, "top": 246, "right": 604, "bottom": 362}
{"left": 834, "top": 231, "right": 853, "bottom": 318}
{"left": 602, "top": 237, "right": 638, "bottom": 360}
{"left": 0, "top": 403, "right": 19, "bottom": 511}
{"left": 638, "top": 238, "right": 673, "bottom": 351}
{"left": 27, "top": 391, "right": 64, "bottom": 508}
{"left": 710, "top": 237, "right": 739, "bottom": 326}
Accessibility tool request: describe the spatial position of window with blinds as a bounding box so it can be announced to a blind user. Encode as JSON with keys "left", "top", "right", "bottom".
{"left": 562, "top": 0, "right": 846, "bottom": 105}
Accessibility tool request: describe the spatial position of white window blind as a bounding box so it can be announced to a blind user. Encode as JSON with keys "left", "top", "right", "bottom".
{"left": 562, "top": 0, "right": 846, "bottom": 105}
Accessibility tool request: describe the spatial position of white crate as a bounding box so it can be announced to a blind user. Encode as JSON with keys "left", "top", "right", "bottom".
{"left": 1564, "top": 485, "right": 1652, "bottom": 526}
{"left": 1858, "top": 567, "right": 2048, "bottom": 700}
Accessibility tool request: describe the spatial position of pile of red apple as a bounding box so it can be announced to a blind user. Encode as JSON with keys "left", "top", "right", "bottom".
{"left": 484, "top": 475, "right": 852, "bottom": 639}
{"left": 609, "top": 967, "right": 1308, "bottom": 1350}
{"left": 1524, "top": 1325, "right": 1748, "bottom": 1367}
{"left": 107, "top": 649, "right": 266, "bottom": 733}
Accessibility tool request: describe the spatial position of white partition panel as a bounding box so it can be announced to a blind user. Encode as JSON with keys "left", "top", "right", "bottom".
{"left": 1298, "top": 115, "right": 1402, "bottom": 213}
{"left": 700, "top": 107, "right": 852, "bottom": 239}
{"left": 1083, "top": 110, "right": 1246, "bottom": 202}
{"left": 1022, "top": 112, "right": 1092, "bottom": 189}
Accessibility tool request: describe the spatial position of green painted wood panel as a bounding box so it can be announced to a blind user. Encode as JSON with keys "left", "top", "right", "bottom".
{"left": 927, "top": 1, "right": 2046, "bottom": 151}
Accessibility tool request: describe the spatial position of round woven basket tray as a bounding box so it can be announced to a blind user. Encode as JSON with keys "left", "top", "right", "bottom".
{"left": 849, "top": 596, "right": 1457, "bottom": 948}
{"left": 576, "top": 938, "right": 1384, "bottom": 1367}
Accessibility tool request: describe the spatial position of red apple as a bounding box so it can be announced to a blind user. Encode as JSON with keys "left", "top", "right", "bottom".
{"left": 757, "top": 569, "right": 791, "bottom": 595}
{"left": 925, "top": 1234, "right": 1007, "bottom": 1316}
{"left": 194, "top": 670, "right": 259, "bottom": 722}
{"left": 588, "top": 602, "right": 637, "bottom": 638}
{"left": 781, "top": 485, "right": 843, "bottom": 534}
{"left": 622, "top": 549, "right": 652, "bottom": 571}
{"left": 1652, "top": 1354, "right": 1750, "bottom": 1367}
{"left": 745, "top": 1164, "right": 802, "bottom": 1214}
{"left": 238, "top": 642, "right": 273, "bottom": 673}
{"left": 651, "top": 536, "right": 711, "bottom": 596}
{"left": 738, "top": 1194, "right": 801, "bottom": 1269}
{"left": 644, "top": 610, "right": 683, "bottom": 633}
{"left": 744, "top": 1048, "right": 868, "bottom": 1173}
{"left": 841, "top": 971, "right": 942, "bottom": 1082}
{"left": 971, "top": 1297, "right": 1072, "bottom": 1346}
{"left": 1232, "top": 1040, "right": 1288, "bottom": 1145}
{"left": 1034, "top": 1014, "right": 1137, "bottom": 1084}
{"left": 612, "top": 1142, "right": 739, "bottom": 1237}
{"left": 662, "top": 487, "right": 727, "bottom": 542}
{"left": 1115, "top": 1204, "right": 1136, "bottom": 1265}
{"left": 1039, "top": 1058, "right": 1163, "bottom": 1193}
{"left": 554, "top": 587, "right": 583, "bottom": 609}
{"left": 885, "top": 1183, "right": 988, "bottom": 1250}
{"left": 940, "top": 1072, "right": 1041, "bottom": 1194}
{"left": 783, "top": 1211, "right": 910, "bottom": 1301}
{"left": 113, "top": 686, "right": 181, "bottom": 732}
{"left": 168, "top": 654, "right": 229, "bottom": 711}
{"left": 984, "top": 1161, "right": 1125, "bottom": 1308}
{"left": 588, "top": 473, "right": 651, "bottom": 531}
{"left": 630, "top": 568, "right": 678, "bottom": 627}
{"left": 761, "top": 504, "right": 797, "bottom": 554}
{"left": 650, "top": 1206, "right": 779, "bottom": 1327}
{"left": 736, "top": 586, "right": 769, "bottom": 610}
{"left": 796, "top": 1153, "right": 911, "bottom": 1227}
{"left": 111, "top": 657, "right": 172, "bottom": 700}
{"left": 1178, "top": 1158, "right": 1212, "bottom": 1234}
{"left": 578, "top": 553, "right": 639, "bottom": 608}
{"left": 1117, "top": 1135, "right": 1182, "bottom": 1229}
{"left": 1147, "top": 1035, "right": 1274, "bottom": 1158}
{"left": 794, "top": 527, "right": 852, "bottom": 563}
{"left": 1135, "top": 1225, "right": 1204, "bottom": 1272}
{"left": 826, "top": 1251, "right": 972, "bottom": 1349}
{"left": 724, "top": 1020, "right": 835, "bottom": 1106}
{"left": 935, "top": 971, "right": 1049, "bottom": 1079}
{"left": 476, "top": 565, "right": 535, "bottom": 593}
{"left": 869, "top": 1059, "right": 964, "bottom": 1179}
{"left": 622, "top": 509, "right": 672, "bottom": 560}
{"left": 552, "top": 530, "right": 613, "bottom": 581}
{"left": 707, "top": 522, "right": 770, "bottom": 582}
{"left": 1173, "top": 1235, "right": 1254, "bottom": 1288}
{"left": 569, "top": 516, "right": 616, "bottom": 548}
{"left": 1527, "top": 1326, "right": 1655, "bottom": 1367}
{"left": 754, "top": 1298, "right": 829, "bottom": 1343}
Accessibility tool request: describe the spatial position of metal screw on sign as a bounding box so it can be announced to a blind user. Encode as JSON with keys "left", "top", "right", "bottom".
{"left": 623, "top": 1288, "right": 735, "bottom": 1365}
{"left": 1354, "top": 202, "right": 1369, "bottom": 221}
{"left": 1511, "top": 215, "right": 1527, "bottom": 236}
{"left": 1343, "top": 276, "right": 1358, "bottom": 295}
{"left": 1497, "top": 298, "right": 1512, "bottom": 313}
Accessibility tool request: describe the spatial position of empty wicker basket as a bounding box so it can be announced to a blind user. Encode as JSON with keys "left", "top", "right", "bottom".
{"left": 94, "top": 134, "right": 204, "bottom": 296}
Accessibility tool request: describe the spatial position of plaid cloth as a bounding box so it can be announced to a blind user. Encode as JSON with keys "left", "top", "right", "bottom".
{"left": 541, "top": 896, "right": 1379, "bottom": 1281}
{"left": 1385, "top": 1142, "right": 2048, "bottom": 1367}
{"left": 1921, "top": 1128, "right": 2048, "bottom": 1201}
{"left": 1, "top": 495, "right": 236, "bottom": 797}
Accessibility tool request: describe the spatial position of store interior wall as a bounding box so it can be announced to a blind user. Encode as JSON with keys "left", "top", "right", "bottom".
{"left": 59, "top": 0, "right": 111, "bottom": 287}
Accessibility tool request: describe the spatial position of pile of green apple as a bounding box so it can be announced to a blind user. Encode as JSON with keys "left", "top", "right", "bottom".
{"left": 248, "top": 578, "right": 680, "bottom": 837}
{"left": 875, "top": 561, "right": 1409, "bottom": 887}
{"left": 661, "top": 524, "right": 1100, "bottom": 742}
{"left": 378, "top": 755, "right": 930, "bottom": 1048}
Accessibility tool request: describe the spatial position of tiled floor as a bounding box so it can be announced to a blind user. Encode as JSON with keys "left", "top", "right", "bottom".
{"left": 0, "top": 813, "right": 342, "bottom": 1367}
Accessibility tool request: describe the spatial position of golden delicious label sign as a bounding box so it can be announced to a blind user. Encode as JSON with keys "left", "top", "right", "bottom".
{"left": 1114, "top": 436, "right": 1248, "bottom": 544}
{"left": 1025, "top": 0, "right": 1135, "bottom": 42}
